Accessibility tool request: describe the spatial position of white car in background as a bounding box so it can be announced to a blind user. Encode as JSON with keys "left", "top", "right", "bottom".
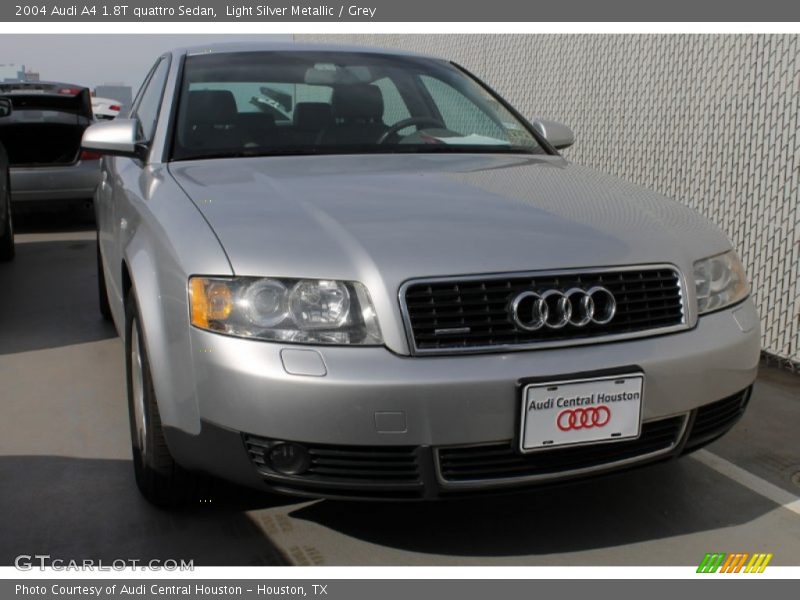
{"left": 91, "top": 97, "right": 123, "bottom": 120}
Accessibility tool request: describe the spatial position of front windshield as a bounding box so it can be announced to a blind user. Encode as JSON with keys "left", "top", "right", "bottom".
{"left": 171, "top": 50, "right": 545, "bottom": 160}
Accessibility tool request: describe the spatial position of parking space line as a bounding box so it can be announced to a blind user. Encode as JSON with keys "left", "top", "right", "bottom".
{"left": 692, "top": 450, "right": 800, "bottom": 516}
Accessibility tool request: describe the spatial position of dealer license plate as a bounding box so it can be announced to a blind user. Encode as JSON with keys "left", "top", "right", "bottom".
{"left": 519, "top": 373, "right": 643, "bottom": 453}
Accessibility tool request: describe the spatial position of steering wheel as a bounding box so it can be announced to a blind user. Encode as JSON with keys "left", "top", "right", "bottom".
{"left": 377, "top": 117, "right": 446, "bottom": 144}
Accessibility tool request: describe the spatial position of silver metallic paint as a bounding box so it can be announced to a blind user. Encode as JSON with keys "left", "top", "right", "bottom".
{"left": 185, "top": 303, "right": 758, "bottom": 446}
{"left": 10, "top": 159, "right": 100, "bottom": 202}
{"left": 532, "top": 118, "right": 576, "bottom": 150}
{"left": 81, "top": 118, "right": 139, "bottom": 156}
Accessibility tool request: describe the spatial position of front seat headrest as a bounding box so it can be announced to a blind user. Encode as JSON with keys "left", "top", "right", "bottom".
{"left": 331, "top": 84, "right": 384, "bottom": 122}
{"left": 186, "top": 90, "right": 238, "bottom": 124}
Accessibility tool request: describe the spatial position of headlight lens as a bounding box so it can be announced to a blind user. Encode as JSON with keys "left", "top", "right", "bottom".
{"left": 189, "top": 276, "right": 382, "bottom": 345}
{"left": 243, "top": 279, "right": 289, "bottom": 328}
{"left": 693, "top": 250, "right": 749, "bottom": 314}
{"left": 289, "top": 280, "right": 350, "bottom": 329}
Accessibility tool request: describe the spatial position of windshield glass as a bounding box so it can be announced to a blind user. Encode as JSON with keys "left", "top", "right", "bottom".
{"left": 171, "top": 51, "right": 545, "bottom": 160}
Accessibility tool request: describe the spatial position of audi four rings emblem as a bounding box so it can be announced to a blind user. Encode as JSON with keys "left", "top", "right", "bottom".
{"left": 510, "top": 286, "right": 617, "bottom": 331}
{"left": 557, "top": 406, "right": 612, "bottom": 431}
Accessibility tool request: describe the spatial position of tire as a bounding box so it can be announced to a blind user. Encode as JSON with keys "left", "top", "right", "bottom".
{"left": 0, "top": 181, "right": 14, "bottom": 262}
{"left": 126, "top": 292, "right": 200, "bottom": 507}
{"left": 96, "top": 235, "right": 112, "bottom": 321}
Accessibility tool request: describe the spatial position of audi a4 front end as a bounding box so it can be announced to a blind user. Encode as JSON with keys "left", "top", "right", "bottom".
{"left": 83, "top": 44, "right": 760, "bottom": 505}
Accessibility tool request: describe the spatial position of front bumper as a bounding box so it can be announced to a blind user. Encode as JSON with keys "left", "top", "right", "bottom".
{"left": 167, "top": 299, "right": 760, "bottom": 499}
{"left": 10, "top": 161, "right": 100, "bottom": 202}
{"left": 167, "top": 385, "right": 752, "bottom": 500}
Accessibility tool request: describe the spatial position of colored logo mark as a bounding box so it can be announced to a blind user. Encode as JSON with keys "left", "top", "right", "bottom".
{"left": 697, "top": 552, "right": 773, "bottom": 573}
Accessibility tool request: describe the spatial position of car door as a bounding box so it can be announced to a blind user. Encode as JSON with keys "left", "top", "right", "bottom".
{"left": 0, "top": 98, "right": 13, "bottom": 251}
{"left": 99, "top": 56, "right": 170, "bottom": 318}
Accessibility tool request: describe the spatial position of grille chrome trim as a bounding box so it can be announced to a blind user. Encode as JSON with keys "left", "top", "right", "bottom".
{"left": 399, "top": 264, "right": 691, "bottom": 355}
{"left": 434, "top": 414, "right": 689, "bottom": 489}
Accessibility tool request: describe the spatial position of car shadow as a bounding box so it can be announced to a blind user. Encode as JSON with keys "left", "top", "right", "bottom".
{"left": 0, "top": 455, "right": 295, "bottom": 566}
{"left": 287, "top": 457, "right": 781, "bottom": 560}
{"left": 0, "top": 233, "right": 116, "bottom": 355}
{"left": 12, "top": 207, "right": 96, "bottom": 234}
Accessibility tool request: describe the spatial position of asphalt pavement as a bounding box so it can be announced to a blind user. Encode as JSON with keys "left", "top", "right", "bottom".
{"left": 1, "top": 211, "right": 798, "bottom": 567}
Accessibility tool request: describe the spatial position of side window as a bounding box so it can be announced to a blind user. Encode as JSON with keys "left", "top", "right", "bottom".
{"left": 133, "top": 58, "right": 170, "bottom": 142}
{"left": 419, "top": 75, "right": 505, "bottom": 139}
{"left": 373, "top": 77, "right": 410, "bottom": 126}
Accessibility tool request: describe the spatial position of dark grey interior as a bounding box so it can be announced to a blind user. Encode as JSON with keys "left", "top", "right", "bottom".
{"left": 0, "top": 120, "right": 85, "bottom": 166}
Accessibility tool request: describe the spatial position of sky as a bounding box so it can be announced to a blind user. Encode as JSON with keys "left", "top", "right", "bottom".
{"left": 0, "top": 34, "right": 293, "bottom": 91}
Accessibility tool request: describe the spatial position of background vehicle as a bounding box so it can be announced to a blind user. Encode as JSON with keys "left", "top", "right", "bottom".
{"left": 0, "top": 98, "right": 13, "bottom": 261}
{"left": 83, "top": 44, "right": 760, "bottom": 506}
{"left": 91, "top": 96, "right": 123, "bottom": 120}
{"left": 0, "top": 82, "right": 101, "bottom": 208}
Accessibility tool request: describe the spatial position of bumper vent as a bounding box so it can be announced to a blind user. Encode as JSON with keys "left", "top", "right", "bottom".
{"left": 402, "top": 266, "right": 686, "bottom": 353}
{"left": 436, "top": 416, "right": 685, "bottom": 484}
{"left": 244, "top": 435, "right": 423, "bottom": 498}
{"left": 685, "top": 388, "right": 751, "bottom": 450}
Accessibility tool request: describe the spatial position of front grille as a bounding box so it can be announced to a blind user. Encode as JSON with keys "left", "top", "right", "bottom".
{"left": 684, "top": 388, "right": 751, "bottom": 450}
{"left": 436, "top": 416, "right": 685, "bottom": 483}
{"left": 244, "top": 435, "right": 423, "bottom": 496}
{"left": 402, "top": 266, "right": 686, "bottom": 353}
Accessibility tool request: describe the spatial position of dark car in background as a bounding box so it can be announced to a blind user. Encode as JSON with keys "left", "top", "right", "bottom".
{"left": 0, "top": 82, "right": 101, "bottom": 209}
{"left": 0, "top": 97, "right": 13, "bottom": 261}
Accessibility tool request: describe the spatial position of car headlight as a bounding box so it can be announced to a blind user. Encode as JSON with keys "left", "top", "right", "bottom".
{"left": 189, "top": 276, "right": 382, "bottom": 345}
{"left": 693, "top": 250, "right": 749, "bottom": 314}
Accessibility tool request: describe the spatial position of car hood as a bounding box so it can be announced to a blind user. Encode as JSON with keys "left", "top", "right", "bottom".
{"left": 169, "top": 153, "right": 728, "bottom": 284}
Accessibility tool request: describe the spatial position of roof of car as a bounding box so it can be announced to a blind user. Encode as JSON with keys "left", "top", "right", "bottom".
{"left": 174, "top": 41, "right": 440, "bottom": 61}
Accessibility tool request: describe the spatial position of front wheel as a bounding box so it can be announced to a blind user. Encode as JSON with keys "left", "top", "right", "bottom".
{"left": 126, "top": 292, "right": 200, "bottom": 507}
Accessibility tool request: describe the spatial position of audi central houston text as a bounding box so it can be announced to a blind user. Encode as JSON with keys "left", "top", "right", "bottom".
{"left": 15, "top": 585, "right": 251, "bottom": 597}
{"left": 81, "top": 43, "right": 760, "bottom": 504}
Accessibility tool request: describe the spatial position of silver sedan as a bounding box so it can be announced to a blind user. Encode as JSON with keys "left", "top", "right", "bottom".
{"left": 82, "top": 43, "right": 760, "bottom": 505}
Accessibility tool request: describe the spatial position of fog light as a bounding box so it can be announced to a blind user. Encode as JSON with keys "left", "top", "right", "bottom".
{"left": 268, "top": 443, "right": 310, "bottom": 475}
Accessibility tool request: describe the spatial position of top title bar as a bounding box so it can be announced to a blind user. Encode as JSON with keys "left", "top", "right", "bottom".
{"left": 4, "top": 0, "right": 800, "bottom": 22}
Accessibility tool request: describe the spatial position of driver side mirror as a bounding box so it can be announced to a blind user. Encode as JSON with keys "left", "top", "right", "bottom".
{"left": 82, "top": 118, "right": 146, "bottom": 159}
{"left": 0, "top": 98, "right": 12, "bottom": 118}
{"left": 531, "top": 118, "right": 575, "bottom": 150}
